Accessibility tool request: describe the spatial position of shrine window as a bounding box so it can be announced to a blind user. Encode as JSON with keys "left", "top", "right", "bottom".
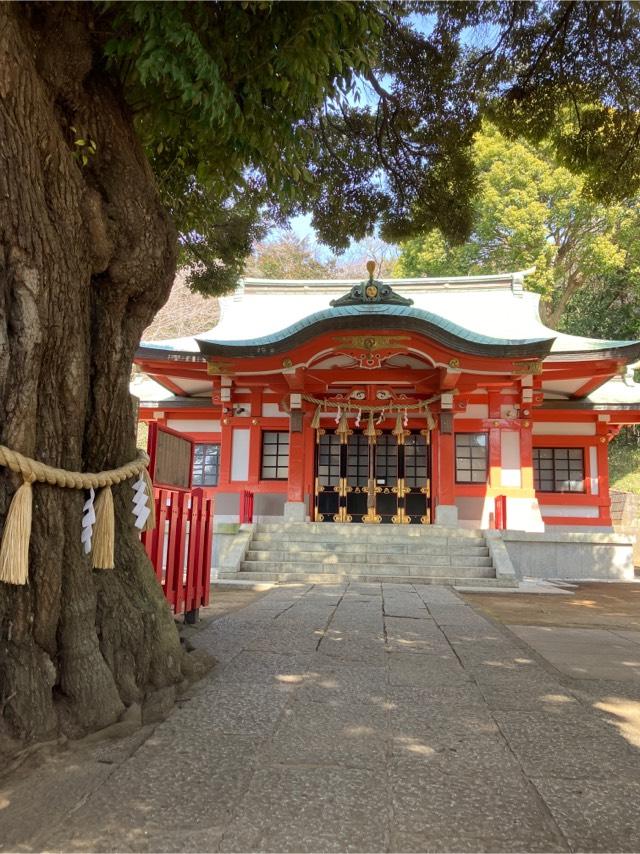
{"left": 533, "top": 447, "right": 585, "bottom": 493}
{"left": 455, "top": 433, "right": 488, "bottom": 483}
{"left": 261, "top": 431, "right": 290, "bottom": 480}
{"left": 192, "top": 443, "right": 220, "bottom": 486}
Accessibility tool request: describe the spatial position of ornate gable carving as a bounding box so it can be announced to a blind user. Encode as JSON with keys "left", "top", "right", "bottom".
{"left": 330, "top": 261, "right": 413, "bottom": 308}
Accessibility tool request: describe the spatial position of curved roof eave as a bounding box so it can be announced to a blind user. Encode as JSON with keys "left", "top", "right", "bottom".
{"left": 195, "top": 305, "right": 555, "bottom": 360}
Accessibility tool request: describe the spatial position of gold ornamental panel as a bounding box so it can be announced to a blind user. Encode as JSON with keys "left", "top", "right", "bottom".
{"left": 334, "top": 335, "right": 411, "bottom": 351}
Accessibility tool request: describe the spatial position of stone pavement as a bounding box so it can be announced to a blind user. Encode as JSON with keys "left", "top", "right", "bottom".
{"left": 2, "top": 582, "right": 640, "bottom": 852}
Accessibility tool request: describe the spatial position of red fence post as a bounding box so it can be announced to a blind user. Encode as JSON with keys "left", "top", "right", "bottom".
{"left": 184, "top": 490, "right": 200, "bottom": 618}
{"left": 495, "top": 495, "right": 507, "bottom": 530}
{"left": 202, "top": 495, "right": 214, "bottom": 607}
{"left": 150, "top": 489, "right": 170, "bottom": 586}
{"left": 240, "top": 489, "right": 254, "bottom": 523}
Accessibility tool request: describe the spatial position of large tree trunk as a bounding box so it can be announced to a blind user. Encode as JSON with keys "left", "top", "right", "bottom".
{"left": 0, "top": 5, "right": 185, "bottom": 743}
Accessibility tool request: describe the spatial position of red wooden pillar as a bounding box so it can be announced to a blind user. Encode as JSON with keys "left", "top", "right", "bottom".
{"left": 218, "top": 418, "right": 233, "bottom": 487}
{"left": 437, "top": 428, "right": 455, "bottom": 506}
{"left": 598, "top": 425, "right": 613, "bottom": 525}
{"left": 248, "top": 423, "right": 262, "bottom": 485}
{"left": 288, "top": 411, "right": 306, "bottom": 503}
{"left": 520, "top": 419, "right": 534, "bottom": 491}
{"left": 303, "top": 413, "right": 316, "bottom": 508}
{"left": 247, "top": 389, "right": 263, "bottom": 485}
{"left": 488, "top": 392, "right": 502, "bottom": 489}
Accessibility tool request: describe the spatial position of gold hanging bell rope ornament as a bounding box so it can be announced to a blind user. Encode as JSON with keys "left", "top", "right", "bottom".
{"left": 0, "top": 446, "right": 156, "bottom": 586}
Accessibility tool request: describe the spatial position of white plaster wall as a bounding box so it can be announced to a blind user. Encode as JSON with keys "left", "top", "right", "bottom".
{"left": 231, "top": 428, "right": 250, "bottom": 481}
{"left": 543, "top": 505, "right": 599, "bottom": 518}
{"left": 262, "top": 403, "right": 288, "bottom": 417}
{"left": 167, "top": 418, "right": 221, "bottom": 432}
{"left": 500, "top": 431, "right": 521, "bottom": 487}
{"left": 533, "top": 422, "right": 595, "bottom": 435}
{"left": 589, "top": 446, "right": 599, "bottom": 495}
{"left": 505, "top": 497, "right": 545, "bottom": 532}
{"left": 457, "top": 404, "right": 488, "bottom": 418}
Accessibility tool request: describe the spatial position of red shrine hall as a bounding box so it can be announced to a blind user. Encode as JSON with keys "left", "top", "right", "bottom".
{"left": 134, "top": 267, "right": 640, "bottom": 533}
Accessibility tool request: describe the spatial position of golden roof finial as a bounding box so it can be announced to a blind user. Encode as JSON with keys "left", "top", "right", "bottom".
{"left": 366, "top": 260, "right": 376, "bottom": 280}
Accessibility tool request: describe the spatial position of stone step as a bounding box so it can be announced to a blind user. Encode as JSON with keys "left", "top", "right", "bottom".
{"left": 252, "top": 522, "right": 484, "bottom": 540}
{"left": 223, "top": 570, "right": 516, "bottom": 587}
{"left": 249, "top": 535, "right": 489, "bottom": 556}
{"left": 245, "top": 550, "right": 493, "bottom": 568}
{"left": 239, "top": 560, "right": 495, "bottom": 578}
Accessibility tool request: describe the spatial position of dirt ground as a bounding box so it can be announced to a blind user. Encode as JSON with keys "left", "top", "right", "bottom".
{"left": 462, "top": 582, "right": 640, "bottom": 630}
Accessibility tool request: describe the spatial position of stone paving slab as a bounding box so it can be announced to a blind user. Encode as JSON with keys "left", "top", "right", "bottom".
{"left": 390, "top": 748, "right": 569, "bottom": 853}
{"left": 4, "top": 580, "right": 640, "bottom": 853}
{"left": 221, "top": 766, "right": 390, "bottom": 853}
{"left": 530, "top": 777, "right": 640, "bottom": 852}
{"left": 612, "top": 628, "right": 640, "bottom": 646}
{"left": 211, "top": 650, "right": 316, "bottom": 686}
{"left": 0, "top": 755, "right": 115, "bottom": 852}
{"left": 183, "top": 682, "right": 291, "bottom": 735}
{"left": 388, "top": 650, "right": 471, "bottom": 687}
{"left": 263, "top": 698, "right": 386, "bottom": 768}
{"left": 511, "top": 625, "right": 640, "bottom": 681}
{"left": 42, "top": 729, "right": 261, "bottom": 851}
{"left": 493, "top": 708, "right": 638, "bottom": 779}
{"left": 476, "top": 674, "right": 579, "bottom": 712}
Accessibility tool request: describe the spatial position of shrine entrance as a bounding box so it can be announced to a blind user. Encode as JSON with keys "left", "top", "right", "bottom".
{"left": 315, "top": 429, "right": 431, "bottom": 523}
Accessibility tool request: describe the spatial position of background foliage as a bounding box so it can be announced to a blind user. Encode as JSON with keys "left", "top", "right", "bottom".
{"left": 395, "top": 123, "right": 640, "bottom": 329}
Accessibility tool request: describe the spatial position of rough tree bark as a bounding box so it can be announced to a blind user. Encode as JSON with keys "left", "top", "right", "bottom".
{"left": 0, "top": 5, "right": 187, "bottom": 744}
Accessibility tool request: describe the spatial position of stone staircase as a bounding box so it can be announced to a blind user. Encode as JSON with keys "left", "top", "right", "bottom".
{"left": 219, "top": 522, "right": 516, "bottom": 587}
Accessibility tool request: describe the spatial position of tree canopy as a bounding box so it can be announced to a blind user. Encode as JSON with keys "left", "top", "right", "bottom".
{"left": 99, "top": 1, "right": 640, "bottom": 296}
{"left": 395, "top": 123, "right": 640, "bottom": 326}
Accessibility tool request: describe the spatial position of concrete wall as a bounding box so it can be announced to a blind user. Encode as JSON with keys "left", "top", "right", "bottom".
{"left": 214, "top": 491, "right": 286, "bottom": 523}
{"left": 610, "top": 490, "right": 640, "bottom": 564}
{"left": 501, "top": 530, "right": 635, "bottom": 581}
{"left": 211, "top": 522, "right": 253, "bottom": 576}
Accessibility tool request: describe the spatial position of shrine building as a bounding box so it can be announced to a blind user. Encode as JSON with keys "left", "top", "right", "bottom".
{"left": 133, "top": 266, "right": 640, "bottom": 582}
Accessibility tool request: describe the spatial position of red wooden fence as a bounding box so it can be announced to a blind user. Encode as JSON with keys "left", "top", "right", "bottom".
{"left": 240, "top": 489, "right": 254, "bottom": 524}
{"left": 141, "top": 487, "right": 214, "bottom": 617}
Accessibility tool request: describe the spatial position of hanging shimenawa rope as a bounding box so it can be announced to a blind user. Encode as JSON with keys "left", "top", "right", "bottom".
{"left": 302, "top": 393, "right": 439, "bottom": 432}
{"left": 301, "top": 392, "right": 440, "bottom": 413}
{"left": 0, "top": 446, "right": 155, "bottom": 586}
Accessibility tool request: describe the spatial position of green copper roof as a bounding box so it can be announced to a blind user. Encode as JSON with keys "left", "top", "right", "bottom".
{"left": 196, "top": 304, "right": 555, "bottom": 359}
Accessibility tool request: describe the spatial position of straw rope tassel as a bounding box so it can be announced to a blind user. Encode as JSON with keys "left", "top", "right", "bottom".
{"left": 424, "top": 404, "right": 436, "bottom": 431}
{"left": 365, "top": 412, "right": 377, "bottom": 438}
{"left": 0, "top": 476, "right": 34, "bottom": 585}
{"left": 310, "top": 405, "right": 321, "bottom": 430}
{"left": 141, "top": 467, "right": 156, "bottom": 532}
{"left": 336, "top": 411, "right": 350, "bottom": 437}
{"left": 92, "top": 486, "right": 115, "bottom": 569}
{"left": 393, "top": 411, "right": 404, "bottom": 437}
